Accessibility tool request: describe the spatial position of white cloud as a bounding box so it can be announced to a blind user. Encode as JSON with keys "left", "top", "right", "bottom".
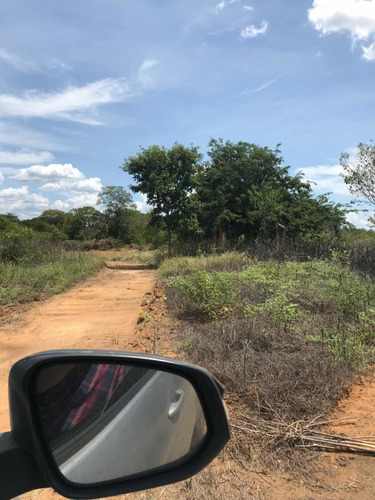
{"left": 11, "top": 163, "right": 85, "bottom": 182}
{"left": 308, "top": 0, "right": 375, "bottom": 60}
{"left": 47, "top": 58, "right": 73, "bottom": 72}
{"left": 0, "top": 59, "right": 159, "bottom": 125}
{"left": 243, "top": 5, "right": 254, "bottom": 12}
{"left": 299, "top": 164, "right": 351, "bottom": 197}
{"left": 214, "top": 0, "right": 238, "bottom": 12}
{"left": 240, "top": 75, "right": 282, "bottom": 95}
{"left": 138, "top": 59, "right": 159, "bottom": 87}
{"left": 0, "top": 185, "right": 49, "bottom": 218}
{"left": 40, "top": 177, "right": 102, "bottom": 194}
{"left": 8, "top": 162, "right": 103, "bottom": 214}
{"left": 241, "top": 21, "right": 268, "bottom": 39}
{"left": 0, "top": 172, "right": 4, "bottom": 184}
{"left": 346, "top": 210, "right": 372, "bottom": 228}
{"left": 135, "top": 193, "right": 151, "bottom": 213}
{"left": 362, "top": 38, "right": 375, "bottom": 60}
{"left": 0, "top": 150, "right": 54, "bottom": 165}
{"left": 0, "top": 78, "right": 133, "bottom": 125}
{"left": 53, "top": 193, "right": 99, "bottom": 211}
{"left": 0, "top": 47, "right": 38, "bottom": 73}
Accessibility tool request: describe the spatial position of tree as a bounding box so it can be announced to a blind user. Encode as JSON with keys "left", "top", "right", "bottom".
{"left": 122, "top": 143, "right": 203, "bottom": 257}
{"left": 39, "top": 209, "right": 68, "bottom": 230}
{"left": 341, "top": 141, "right": 375, "bottom": 224}
{"left": 97, "top": 186, "right": 135, "bottom": 241}
{"left": 197, "top": 139, "right": 345, "bottom": 242}
{"left": 67, "top": 206, "right": 105, "bottom": 240}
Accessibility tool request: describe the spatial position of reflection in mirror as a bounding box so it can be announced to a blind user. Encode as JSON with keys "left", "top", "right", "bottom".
{"left": 35, "top": 362, "right": 207, "bottom": 485}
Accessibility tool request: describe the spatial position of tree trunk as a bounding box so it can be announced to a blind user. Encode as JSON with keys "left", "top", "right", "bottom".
{"left": 168, "top": 228, "right": 172, "bottom": 258}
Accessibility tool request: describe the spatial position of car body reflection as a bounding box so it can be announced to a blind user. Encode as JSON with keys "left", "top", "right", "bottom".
{"left": 36, "top": 363, "right": 207, "bottom": 484}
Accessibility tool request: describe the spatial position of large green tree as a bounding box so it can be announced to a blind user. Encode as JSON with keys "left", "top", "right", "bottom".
{"left": 97, "top": 186, "right": 135, "bottom": 241}
{"left": 197, "top": 139, "right": 345, "bottom": 242}
{"left": 122, "top": 143, "right": 203, "bottom": 256}
{"left": 39, "top": 209, "right": 68, "bottom": 230}
{"left": 67, "top": 206, "right": 105, "bottom": 240}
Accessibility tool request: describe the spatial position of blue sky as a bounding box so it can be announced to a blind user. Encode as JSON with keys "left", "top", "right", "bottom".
{"left": 0, "top": 0, "right": 374, "bottom": 226}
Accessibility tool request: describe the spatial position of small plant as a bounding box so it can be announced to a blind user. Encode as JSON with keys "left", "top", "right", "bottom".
{"left": 168, "top": 270, "right": 238, "bottom": 320}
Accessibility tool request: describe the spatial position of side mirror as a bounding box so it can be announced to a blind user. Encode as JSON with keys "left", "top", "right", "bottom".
{"left": 8, "top": 350, "right": 230, "bottom": 499}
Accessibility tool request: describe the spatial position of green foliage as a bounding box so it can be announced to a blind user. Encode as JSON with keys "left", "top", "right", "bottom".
{"left": 164, "top": 254, "right": 375, "bottom": 367}
{"left": 168, "top": 270, "right": 237, "bottom": 320}
{"left": 196, "top": 139, "right": 346, "bottom": 241}
{"left": 39, "top": 209, "right": 68, "bottom": 230}
{"left": 0, "top": 252, "right": 103, "bottom": 305}
{"left": 244, "top": 292, "right": 301, "bottom": 329}
{"left": 0, "top": 226, "right": 39, "bottom": 262}
{"left": 341, "top": 227, "right": 375, "bottom": 244}
{"left": 67, "top": 206, "right": 105, "bottom": 240}
{"left": 341, "top": 141, "right": 375, "bottom": 214}
{"left": 97, "top": 186, "right": 135, "bottom": 242}
{"left": 122, "top": 143, "right": 203, "bottom": 256}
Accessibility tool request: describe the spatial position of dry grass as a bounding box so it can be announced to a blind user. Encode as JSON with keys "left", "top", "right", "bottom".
{"left": 162, "top": 254, "right": 375, "bottom": 473}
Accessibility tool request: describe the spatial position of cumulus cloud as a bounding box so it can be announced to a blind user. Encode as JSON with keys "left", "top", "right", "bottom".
{"left": 0, "top": 150, "right": 54, "bottom": 165}
{"left": 39, "top": 177, "right": 102, "bottom": 194}
{"left": 0, "top": 172, "right": 4, "bottom": 184}
{"left": 346, "top": 210, "right": 372, "bottom": 228}
{"left": 243, "top": 5, "right": 254, "bottom": 12}
{"left": 0, "top": 185, "right": 49, "bottom": 218}
{"left": 11, "top": 163, "right": 85, "bottom": 182}
{"left": 241, "top": 21, "right": 268, "bottom": 39}
{"left": 7, "top": 162, "right": 103, "bottom": 214}
{"left": 308, "top": 0, "right": 375, "bottom": 60}
{"left": 299, "top": 164, "right": 351, "bottom": 197}
{"left": 53, "top": 193, "right": 99, "bottom": 211}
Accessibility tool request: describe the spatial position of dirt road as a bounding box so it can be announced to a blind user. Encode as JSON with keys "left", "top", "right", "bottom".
{"left": 0, "top": 260, "right": 156, "bottom": 432}
{"left": 3, "top": 257, "right": 375, "bottom": 499}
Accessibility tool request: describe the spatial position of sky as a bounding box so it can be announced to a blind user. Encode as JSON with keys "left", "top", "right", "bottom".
{"left": 0, "top": 0, "right": 374, "bottom": 226}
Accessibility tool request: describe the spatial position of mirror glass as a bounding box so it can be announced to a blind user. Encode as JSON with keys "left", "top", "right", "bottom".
{"left": 34, "top": 361, "right": 207, "bottom": 485}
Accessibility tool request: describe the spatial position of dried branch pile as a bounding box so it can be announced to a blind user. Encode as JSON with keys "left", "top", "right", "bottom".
{"left": 230, "top": 412, "right": 375, "bottom": 455}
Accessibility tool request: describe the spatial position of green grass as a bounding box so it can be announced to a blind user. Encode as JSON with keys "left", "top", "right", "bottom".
{"left": 164, "top": 254, "right": 375, "bottom": 366}
{"left": 0, "top": 252, "right": 103, "bottom": 305}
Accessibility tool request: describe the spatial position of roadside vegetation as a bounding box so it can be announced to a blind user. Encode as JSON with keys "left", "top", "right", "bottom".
{"left": 160, "top": 251, "right": 375, "bottom": 468}
{"left": 0, "top": 217, "right": 103, "bottom": 306}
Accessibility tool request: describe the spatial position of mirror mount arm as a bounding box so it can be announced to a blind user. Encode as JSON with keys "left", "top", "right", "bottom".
{"left": 0, "top": 432, "right": 47, "bottom": 499}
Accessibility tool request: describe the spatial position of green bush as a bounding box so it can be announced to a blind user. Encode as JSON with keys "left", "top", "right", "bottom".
{"left": 165, "top": 255, "right": 375, "bottom": 367}
{"left": 168, "top": 270, "right": 238, "bottom": 320}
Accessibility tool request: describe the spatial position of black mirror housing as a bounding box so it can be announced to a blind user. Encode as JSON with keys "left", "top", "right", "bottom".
{"left": 9, "top": 350, "right": 230, "bottom": 499}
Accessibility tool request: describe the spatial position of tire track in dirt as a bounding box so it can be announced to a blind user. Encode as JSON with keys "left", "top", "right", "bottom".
{"left": 0, "top": 260, "right": 156, "bottom": 433}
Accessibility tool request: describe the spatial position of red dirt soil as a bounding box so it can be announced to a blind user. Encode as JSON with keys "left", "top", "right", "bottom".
{"left": 0, "top": 261, "right": 156, "bottom": 433}
{"left": 3, "top": 259, "right": 375, "bottom": 499}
